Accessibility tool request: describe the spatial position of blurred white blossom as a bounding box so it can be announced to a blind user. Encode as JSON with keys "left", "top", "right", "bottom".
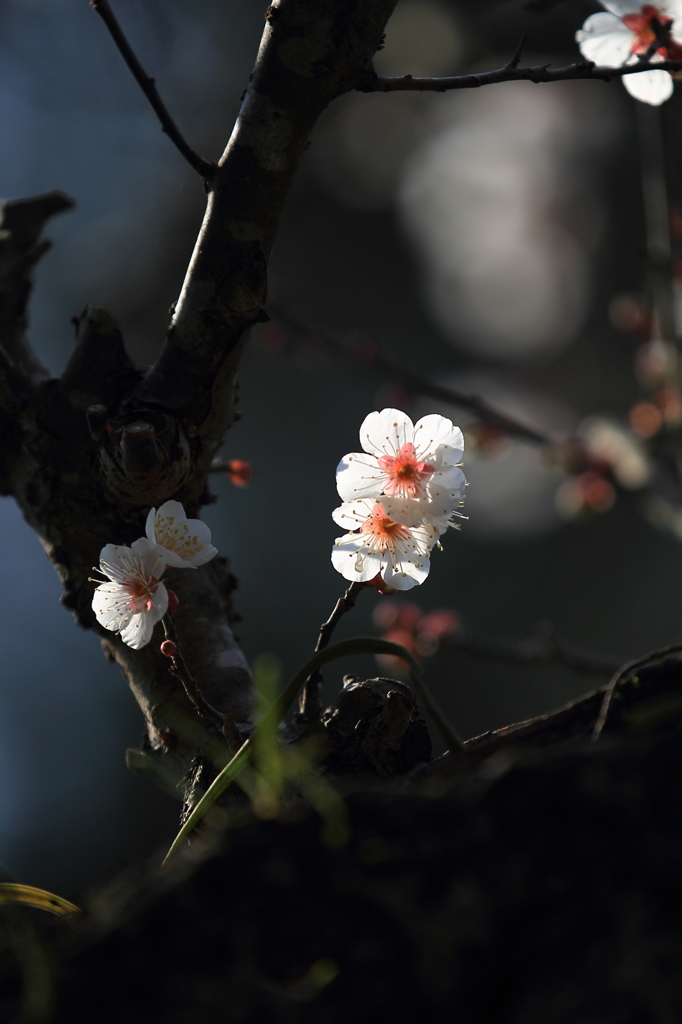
{"left": 577, "top": 1, "right": 682, "bottom": 106}
{"left": 399, "top": 85, "right": 614, "bottom": 359}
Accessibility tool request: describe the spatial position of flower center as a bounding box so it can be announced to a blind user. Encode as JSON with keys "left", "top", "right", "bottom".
{"left": 359, "top": 503, "right": 412, "bottom": 552}
{"left": 126, "top": 576, "right": 159, "bottom": 613}
{"left": 623, "top": 5, "right": 682, "bottom": 60}
{"left": 376, "top": 442, "right": 435, "bottom": 498}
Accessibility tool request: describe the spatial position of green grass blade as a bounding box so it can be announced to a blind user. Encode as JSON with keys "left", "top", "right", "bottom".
{"left": 163, "top": 636, "right": 462, "bottom": 862}
{"left": 0, "top": 884, "right": 80, "bottom": 916}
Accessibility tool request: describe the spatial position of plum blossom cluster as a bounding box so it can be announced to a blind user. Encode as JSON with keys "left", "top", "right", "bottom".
{"left": 577, "top": 1, "right": 682, "bottom": 105}
{"left": 331, "top": 409, "right": 467, "bottom": 591}
{"left": 91, "top": 501, "right": 217, "bottom": 650}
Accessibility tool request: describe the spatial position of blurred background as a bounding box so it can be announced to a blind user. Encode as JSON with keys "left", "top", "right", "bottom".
{"left": 1, "top": 0, "right": 681, "bottom": 894}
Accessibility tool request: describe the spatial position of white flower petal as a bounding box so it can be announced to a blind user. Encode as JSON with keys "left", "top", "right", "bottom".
{"left": 412, "top": 414, "right": 464, "bottom": 461}
{"left": 382, "top": 496, "right": 432, "bottom": 527}
{"left": 429, "top": 465, "right": 467, "bottom": 499}
{"left": 668, "top": 0, "right": 682, "bottom": 36}
{"left": 146, "top": 500, "right": 217, "bottom": 568}
{"left": 576, "top": 13, "right": 634, "bottom": 66}
{"left": 382, "top": 558, "right": 430, "bottom": 590}
{"left": 332, "top": 499, "right": 376, "bottom": 531}
{"left": 601, "top": 0, "right": 651, "bottom": 15}
{"left": 359, "top": 408, "right": 414, "bottom": 457}
{"left": 120, "top": 613, "right": 154, "bottom": 650}
{"left": 92, "top": 584, "right": 130, "bottom": 631}
{"left": 416, "top": 488, "right": 460, "bottom": 525}
{"left": 130, "top": 537, "right": 167, "bottom": 579}
{"left": 623, "top": 67, "right": 674, "bottom": 104}
{"left": 336, "top": 454, "right": 386, "bottom": 501}
{"left": 148, "top": 580, "right": 169, "bottom": 622}
{"left": 331, "top": 535, "right": 383, "bottom": 582}
{"left": 332, "top": 497, "right": 427, "bottom": 530}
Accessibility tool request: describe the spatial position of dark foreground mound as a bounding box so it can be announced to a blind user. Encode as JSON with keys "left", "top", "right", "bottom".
{"left": 3, "top": 655, "right": 682, "bottom": 1023}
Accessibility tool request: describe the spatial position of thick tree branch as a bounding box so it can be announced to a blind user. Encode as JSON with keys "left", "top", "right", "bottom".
{"left": 136, "top": 0, "right": 399, "bottom": 465}
{"left": 90, "top": 0, "right": 215, "bottom": 181}
{"left": 360, "top": 57, "right": 682, "bottom": 94}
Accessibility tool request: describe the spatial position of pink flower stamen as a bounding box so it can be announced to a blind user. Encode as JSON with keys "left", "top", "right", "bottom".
{"left": 376, "top": 442, "right": 435, "bottom": 498}
{"left": 623, "top": 5, "right": 682, "bottom": 59}
{"left": 126, "top": 577, "right": 160, "bottom": 614}
{"left": 359, "top": 503, "right": 412, "bottom": 552}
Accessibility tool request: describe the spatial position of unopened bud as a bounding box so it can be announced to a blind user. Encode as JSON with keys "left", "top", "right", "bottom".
{"left": 166, "top": 590, "right": 180, "bottom": 615}
{"left": 225, "top": 459, "right": 253, "bottom": 487}
{"left": 160, "top": 639, "right": 178, "bottom": 658}
{"left": 364, "top": 573, "right": 398, "bottom": 596}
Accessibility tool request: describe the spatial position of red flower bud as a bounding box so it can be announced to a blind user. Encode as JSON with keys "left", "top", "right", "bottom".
{"left": 364, "top": 573, "right": 397, "bottom": 596}
{"left": 225, "top": 459, "right": 253, "bottom": 487}
{"left": 160, "top": 639, "right": 178, "bottom": 658}
{"left": 166, "top": 590, "right": 180, "bottom": 615}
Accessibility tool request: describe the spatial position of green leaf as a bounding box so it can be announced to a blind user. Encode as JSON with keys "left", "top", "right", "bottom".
{"left": 0, "top": 884, "right": 81, "bottom": 916}
{"left": 163, "top": 636, "right": 463, "bottom": 863}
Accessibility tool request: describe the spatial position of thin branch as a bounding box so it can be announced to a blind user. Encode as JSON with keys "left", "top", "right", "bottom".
{"left": 360, "top": 56, "right": 682, "bottom": 94}
{"left": 316, "top": 581, "right": 366, "bottom": 654}
{"left": 162, "top": 614, "right": 225, "bottom": 729}
{"left": 301, "top": 582, "right": 364, "bottom": 720}
{"left": 647, "top": 17, "right": 674, "bottom": 60}
{"left": 266, "top": 303, "right": 552, "bottom": 446}
{"left": 592, "top": 642, "right": 682, "bottom": 741}
{"left": 507, "top": 30, "right": 530, "bottom": 71}
{"left": 90, "top": 0, "right": 216, "bottom": 181}
{"left": 442, "top": 626, "right": 623, "bottom": 678}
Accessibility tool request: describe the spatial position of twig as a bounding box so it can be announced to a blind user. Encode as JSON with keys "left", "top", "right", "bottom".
{"left": 637, "top": 17, "right": 672, "bottom": 65}
{"left": 301, "top": 582, "right": 365, "bottom": 720}
{"left": 90, "top": 0, "right": 216, "bottom": 181}
{"left": 359, "top": 57, "right": 682, "bottom": 94}
{"left": 507, "top": 30, "right": 530, "bottom": 71}
{"left": 266, "top": 303, "right": 552, "bottom": 446}
{"left": 442, "top": 625, "right": 623, "bottom": 678}
{"left": 162, "top": 614, "right": 224, "bottom": 729}
{"left": 649, "top": 18, "right": 674, "bottom": 59}
{"left": 592, "top": 642, "right": 682, "bottom": 740}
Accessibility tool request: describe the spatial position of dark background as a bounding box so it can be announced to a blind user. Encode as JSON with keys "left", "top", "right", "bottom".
{"left": 0, "top": 0, "right": 679, "bottom": 895}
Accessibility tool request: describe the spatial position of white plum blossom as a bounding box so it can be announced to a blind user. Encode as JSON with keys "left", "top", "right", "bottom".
{"left": 576, "top": 1, "right": 682, "bottom": 105}
{"left": 331, "top": 497, "right": 441, "bottom": 591}
{"left": 336, "top": 408, "right": 466, "bottom": 509}
{"left": 92, "top": 538, "right": 168, "bottom": 650}
{"left": 331, "top": 409, "right": 467, "bottom": 590}
{"left": 146, "top": 500, "right": 218, "bottom": 568}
